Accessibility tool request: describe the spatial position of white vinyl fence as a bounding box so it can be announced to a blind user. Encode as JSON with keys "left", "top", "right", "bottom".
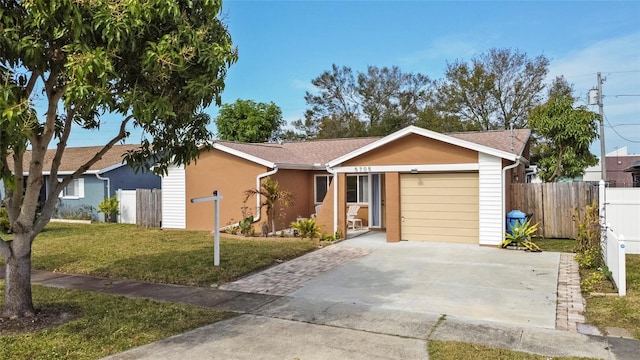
{"left": 116, "top": 189, "right": 137, "bottom": 224}
{"left": 599, "top": 181, "right": 640, "bottom": 296}
{"left": 604, "top": 186, "right": 640, "bottom": 254}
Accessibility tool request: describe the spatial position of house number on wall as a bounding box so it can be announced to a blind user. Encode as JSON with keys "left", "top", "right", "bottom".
{"left": 354, "top": 166, "right": 371, "bottom": 172}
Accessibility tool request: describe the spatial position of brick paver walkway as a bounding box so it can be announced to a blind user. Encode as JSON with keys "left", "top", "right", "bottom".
{"left": 219, "top": 245, "right": 373, "bottom": 296}
{"left": 556, "top": 253, "right": 586, "bottom": 332}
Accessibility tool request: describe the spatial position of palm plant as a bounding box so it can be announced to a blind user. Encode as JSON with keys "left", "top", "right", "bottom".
{"left": 291, "top": 218, "right": 321, "bottom": 239}
{"left": 244, "top": 177, "right": 294, "bottom": 235}
{"left": 501, "top": 218, "right": 541, "bottom": 252}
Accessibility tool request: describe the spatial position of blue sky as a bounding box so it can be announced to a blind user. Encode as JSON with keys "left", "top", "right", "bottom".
{"left": 69, "top": 0, "right": 640, "bottom": 154}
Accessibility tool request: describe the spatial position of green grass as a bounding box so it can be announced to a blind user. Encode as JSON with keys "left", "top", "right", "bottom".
{"left": 583, "top": 254, "right": 640, "bottom": 339}
{"left": 503, "top": 236, "right": 576, "bottom": 253}
{"left": 0, "top": 282, "right": 235, "bottom": 359}
{"left": 534, "top": 238, "right": 577, "bottom": 253}
{"left": 428, "top": 341, "right": 595, "bottom": 360}
{"left": 10, "top": 222, "right": 317, "bottom": 286}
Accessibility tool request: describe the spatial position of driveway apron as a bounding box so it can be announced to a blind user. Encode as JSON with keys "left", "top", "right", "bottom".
{"left": 273, "top": 232, "right": 560, "bottom": 329}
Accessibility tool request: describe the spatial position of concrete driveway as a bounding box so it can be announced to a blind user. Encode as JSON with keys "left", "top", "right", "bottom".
{"left": 279, "top": 232, "right": 560, "bottom": 329}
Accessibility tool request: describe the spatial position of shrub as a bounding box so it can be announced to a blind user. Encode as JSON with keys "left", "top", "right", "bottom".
{"left": 581, "top": 271, "right": 605, "bottom": 292}
{"left": 574, "top": 201, "right": 603, "bottom": 271}
{"left": 98, "top": 196, "right": 120, "bottom": 222}
{"left": 238, "top": 216, "right": 254, "bottom": 236}
{"left": 55, "top": 203, "right": 95, "bottom": 220}
{"left": 291, "top": 218, "right": 321, "bottom": 239}
{"left": 575, "top": 247, "right": 601, "bottom": 269}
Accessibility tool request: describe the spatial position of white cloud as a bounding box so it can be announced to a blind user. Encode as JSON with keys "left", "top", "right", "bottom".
{"left": 291, "top": 79, "right": 316, "bottom": 93}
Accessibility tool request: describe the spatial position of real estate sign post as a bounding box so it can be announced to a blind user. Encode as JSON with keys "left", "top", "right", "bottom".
{"left": 191, "top": 191, "right": 223, "bottom": 266}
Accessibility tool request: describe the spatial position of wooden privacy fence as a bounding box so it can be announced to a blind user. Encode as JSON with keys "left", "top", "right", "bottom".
{"left": 136, "top": 189, "right": 162, "bottom": 228}
{"left": 510, "top": 182, "right": 598, "bottom": 239}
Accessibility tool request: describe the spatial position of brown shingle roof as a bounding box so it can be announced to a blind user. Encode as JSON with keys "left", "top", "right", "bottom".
{"left": 215, "top": 137, "right": 379, "bottom": 166}
{"left": 448, "top": 128, "right": 531, "bottom": 157}
{"left": 215, "top": 128, "right": 530, "bottom": 167}
{"left": 8, "top": 144, "right": 141, "bottom": 174}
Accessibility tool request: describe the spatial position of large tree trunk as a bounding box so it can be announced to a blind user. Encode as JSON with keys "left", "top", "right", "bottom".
{"left": 1, "top": 234, "right": 35, "bottom": 319}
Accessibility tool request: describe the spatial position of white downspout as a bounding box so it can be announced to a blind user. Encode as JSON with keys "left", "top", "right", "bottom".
{"left": 95, "top": 173, "right": 111, "bottom": 199}
{"left": 326, "top": 166, "right": 338, "bottom": 235}
{"left": 253, "top": 166, "right": 279, "bottom": 223}
{"left": 502, "top": 157, "right": 521, "bottom": 233}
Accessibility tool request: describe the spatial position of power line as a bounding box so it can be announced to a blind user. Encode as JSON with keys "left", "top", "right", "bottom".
{"left": 604, "top": 112, "right": 640, "bottom": 143}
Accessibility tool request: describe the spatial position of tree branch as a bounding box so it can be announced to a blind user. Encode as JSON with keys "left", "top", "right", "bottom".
{"left": 24, "top": 70, "right": 40, "bottom": 99}
{"left": 34, "top": 115, "right": 134, "bottom": 233}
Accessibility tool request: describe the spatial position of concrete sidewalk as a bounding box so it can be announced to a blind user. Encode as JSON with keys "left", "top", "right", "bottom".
{"left": 1, "top": 268, "right": 639, "bottom": 359}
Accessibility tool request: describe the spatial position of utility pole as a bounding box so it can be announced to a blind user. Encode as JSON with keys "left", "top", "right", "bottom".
{"left": 589, "top": 73, "right": 607, "bottom": 182}
{"left": 597, "top": 72, "right": 606, "bottom": 182}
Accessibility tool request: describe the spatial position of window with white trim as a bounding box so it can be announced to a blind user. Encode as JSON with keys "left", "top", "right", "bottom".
{"left": 347, "top": 175, "right": 369, "bottom": 203}
{"left": 314, "top": 175, "right": 333, "bottom": 204}
{"left": 59, "top": 178, "right": 85, "bottom": 199}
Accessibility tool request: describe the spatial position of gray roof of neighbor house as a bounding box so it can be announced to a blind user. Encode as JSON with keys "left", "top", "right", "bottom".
{"left": 7, "top": 144, "right": 142, "bottom": 175}
{"left": 214, "top": 128, "right": 531, "bottom": 168}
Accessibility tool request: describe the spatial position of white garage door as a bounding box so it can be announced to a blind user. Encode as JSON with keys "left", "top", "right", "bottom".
{"left": 400, "top": 172, "right": 479, "bottom": 243}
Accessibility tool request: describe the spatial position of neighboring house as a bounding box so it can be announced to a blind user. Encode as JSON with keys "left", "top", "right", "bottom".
{"left": 583, "top": 147, "right": 640, "bottom": 187}
{"left": 4, "top": 144, "right": 160, "bottom": 221}
{"left": 162, "top": 126, "right": 530, "bottom": 245}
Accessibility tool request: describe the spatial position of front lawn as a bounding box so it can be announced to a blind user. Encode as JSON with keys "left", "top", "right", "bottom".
{"left": 0, "top": 282, "right": 235, "bottom": 359}
{"left": 583, "top": 254, "right": 640, "bottom": 339}
{"left": 14, "top": 222, "right": 317, "bottom": 286}
{"left": 534, "top": 238, "right": 576, "bottom": 253}
{"left": 428, "top": 340, "right": 594, "bottom": 359}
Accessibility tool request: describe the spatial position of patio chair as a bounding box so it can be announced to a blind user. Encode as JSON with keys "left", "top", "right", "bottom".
{"left": 346, "top": 205, "right": 363, "bottom": 230}
{"left": 311, "top": 204, "right": 322, "bottom": 218}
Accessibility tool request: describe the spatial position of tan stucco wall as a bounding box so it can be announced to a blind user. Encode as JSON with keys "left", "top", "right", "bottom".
{"left": 315, "top": 180, "right": 334, "bottom": 235}
{"left": 385, "top": 172, "right": 401, "bottom": 242}
{"left": 271, "top": 170, "right": 314, "bottom": 229}
{"left": 186, "top": 150, "right": 267, "bottom": 231}
{"left": 342, "top": 134, "right": 478, "bottom": 166}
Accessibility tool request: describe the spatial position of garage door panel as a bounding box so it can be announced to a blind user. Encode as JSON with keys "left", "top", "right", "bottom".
{"left": 402, "top": 233, "right": 477, "bottom": 243}
{"left": 401, "top": 203, "right": 479, "bottom": 213}
{"left": 402, "top": 218, "right": 478, "bottom": 230}
{"left": 400, "top": 172, "right": 479, "bottom": 243}
{"left": 401, "top": 180, "right": 479, "bottom": 189}
{"left": 399, "top": 187, "right": 479, "bottom": 196}
{"left": 404, "top": 210, "right": 478, "bottom": 221}
{"left": 402, "top": 195, "right": 479, "bottom": 205}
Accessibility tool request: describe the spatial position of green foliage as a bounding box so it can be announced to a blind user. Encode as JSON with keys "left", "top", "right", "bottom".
{"left": 436, "top": 48, "right": 549, "bottom": 130}
{"left": 575, "top": 247, "right": 601, "bottom": 269}
{"left": 529, "top": 96, "right": 599, "bottom": 182}
{"left": 0, "top": 207, "right": 10, "bottom": 234}
{"left": 97, "top": 196, "right": 120, "bottom": 220}
{"left": 574, "top": 201, "right": 603, "bottom": 271}
{"left": 244, "top": 177, "right": 294, "bottom": 234}
{"left": 581, "top": 271, "right": 605, "bottom": 293}
{"left": 501, "top": 219, "right": 541, "bottom": 252}
{"left": 54, "top": 204, "right": 95, "bottom": 221}
{"left": 216, "top": 99, "right": 284, "bottom": 142}
{"left": 0, "top": 0, "right": 237, "bottom": 316}
{"left": 291, "top": 218, "right": 321, "bottom": 239}
{"left": 291, "top": 64, "right": 431, "bottom": 138}
{"left": 238, "top": 216, "right": 254, "bottom": 237}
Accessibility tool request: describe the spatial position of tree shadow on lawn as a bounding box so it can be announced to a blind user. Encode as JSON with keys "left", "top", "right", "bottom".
{"left": 33, "top": 246, "right": 306, "bottom": 287}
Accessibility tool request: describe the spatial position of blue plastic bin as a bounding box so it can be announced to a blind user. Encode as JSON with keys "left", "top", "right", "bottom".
{"left": 506, "top": 210, "right": 527, "bottom": 235}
